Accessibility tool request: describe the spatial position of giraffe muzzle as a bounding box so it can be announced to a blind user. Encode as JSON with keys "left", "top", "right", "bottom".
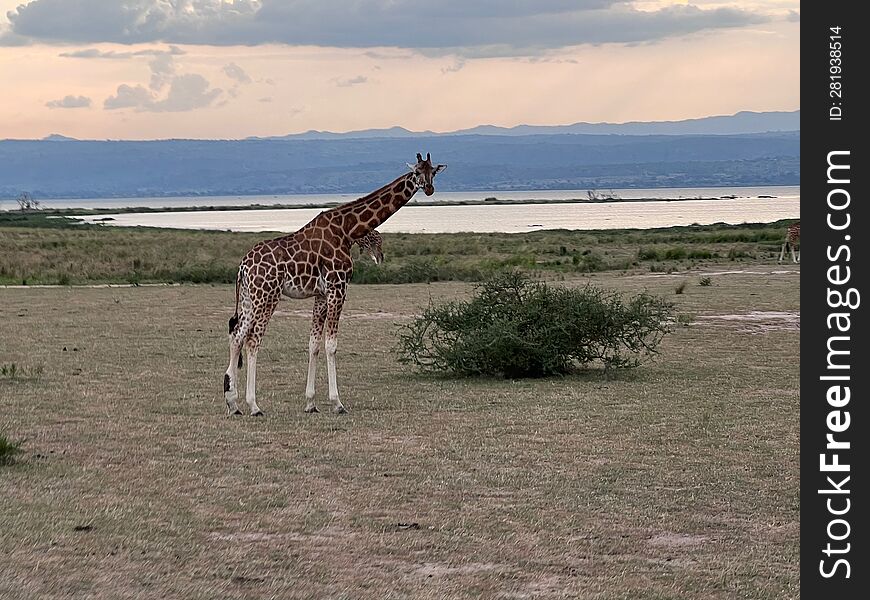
{"left": 423, "top": 184, "right": 435, "bottom": 196}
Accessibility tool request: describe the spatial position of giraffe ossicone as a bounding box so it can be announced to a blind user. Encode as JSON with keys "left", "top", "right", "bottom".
{"left": 223, "top": 153, "right": 446, "bottom": 416}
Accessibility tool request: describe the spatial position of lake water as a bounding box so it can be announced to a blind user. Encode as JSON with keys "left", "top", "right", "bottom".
{"left": 12, "top": 185, "right": 798, "bottom": 211}
{"left": 62, "top": 185, "right": 798, "bottom": 234}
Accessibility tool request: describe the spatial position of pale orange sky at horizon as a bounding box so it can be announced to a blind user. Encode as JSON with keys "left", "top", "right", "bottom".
{"left": 0, "top": 0, "right": 799, "bottom": 140}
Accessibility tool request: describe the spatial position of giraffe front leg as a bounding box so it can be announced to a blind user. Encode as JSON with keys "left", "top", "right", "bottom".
{"left": 304, "top": 335, "right": 320, "bottom": 413}
{"left": 244, "top": 339, "right": 264, "bottom": 417}
{"left": 325, "top": 334, "right": 345, "bottom": 414}
{"left": 304, "top": 296, "right": 327, "bottom": 413}
{"left": 779, "top": 242, "right": 786, "bottom": 262}
{"left": 324, "top": 286, "right": 347, "bottom": 414}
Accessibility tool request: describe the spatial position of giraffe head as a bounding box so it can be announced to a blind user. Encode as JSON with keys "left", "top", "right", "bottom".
{"left": 407, "top": 152, "right": 446, "bottom": 196}
{"left": 355, "top": 229, "right": 384, "bottom": 264}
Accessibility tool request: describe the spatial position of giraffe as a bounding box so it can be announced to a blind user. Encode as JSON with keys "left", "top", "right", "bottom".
{"left": 223, "top": 153, "right": 445, "bottom": 416}
{"left": 778, "top": 221, "right": 800, "bottom": 263}
{"left": 355, "top": 229, "right": 384, "bottom": 265}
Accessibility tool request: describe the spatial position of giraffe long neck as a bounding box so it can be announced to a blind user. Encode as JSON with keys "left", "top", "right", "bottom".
{"left": 335, "top": 172, "right": 418, "bottom": 239}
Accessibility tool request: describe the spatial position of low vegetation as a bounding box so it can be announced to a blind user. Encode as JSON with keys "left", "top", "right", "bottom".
{"left": 397, "top": 272, "right": 674, "bottom": 377}
{"left": 0, "top": 214, "right": 797, "bottom": 286}
{"left": 0, "top": 434, "right": 22, "bottom": 466}
{"left": 0, "top": 363, "right": 45, "bottom": 381}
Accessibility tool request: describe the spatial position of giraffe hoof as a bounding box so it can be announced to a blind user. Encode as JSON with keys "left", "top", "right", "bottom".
{"left": 334, "top": 405, "right": 348, "bottom": 415}
{"left": 304, "top": 405, "right": 319, "bottom": 414}
{"left": 251, "top": 410, "right": 265, "bottom": 417}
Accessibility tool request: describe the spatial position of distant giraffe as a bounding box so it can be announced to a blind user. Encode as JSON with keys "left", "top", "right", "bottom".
{"left": 779, "top": 221, "right": 800, "bottom": 263}
{"left": 223, "top": 153, "right": 445, "bottom": 416}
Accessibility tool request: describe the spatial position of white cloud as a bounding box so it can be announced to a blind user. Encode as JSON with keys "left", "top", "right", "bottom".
{"left": 441, "top": 58, "right": 466, "bottom": 74}
{"left": 335, "top": 75, "right": 368, "bottom": 87}
{"left": 104, "top": 75, "right": 222, "bottom": 112}
{"left": 149, "top": 54, "right": 176, "bottom": 90}
{"left": 59, "top": 46, "right": 184, "bottom": 59}
{"left": 104, "top": 84, "right": 154, "bottom": 110}
{"left": 149, "top": 74, "right": 222, "bottom": 112}
{"left": 223, "top": 62, "right": 252, "bottom": 84}
{"left": 45, "top": 94, "right": 91, "bottom": 109}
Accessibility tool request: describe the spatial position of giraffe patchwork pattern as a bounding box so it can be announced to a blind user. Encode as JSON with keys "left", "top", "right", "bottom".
{"left": 223, "top": 153, "right": 445, "bottom": 416}
{"left": 778, "top": 221, "right": 800, "bottom": 263}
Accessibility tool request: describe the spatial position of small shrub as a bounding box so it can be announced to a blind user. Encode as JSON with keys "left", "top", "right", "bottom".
{"left": 728, "top": 248, "right": 751, "bottom": 260}
{"left": 0, "top": 434, "right": 23, "bottom": 466}
{"left": 699, "top": 277, "right": 713, "bottom": 287}
{"left": 638, "top": 247, "right": 659, "bottom": 261}
{"left": 396, "top": 272, "right": 674, "bottom": 377}
{"left": 676, "top": 313, "right": 694, "bottom": 326}
{"left": 663, "top": 247, "right": 687, "bottom": 260}
{"left": 575, "top": 251, "right": 606, "bottom": 273}
{"left": 675, "top": 280, "right": 687, "bottom": 295}
{"left": 0, "top": 363, "right": 44, "bottom": 380}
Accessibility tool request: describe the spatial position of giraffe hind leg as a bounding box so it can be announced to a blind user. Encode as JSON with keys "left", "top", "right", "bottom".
{"left": 224, "top": 307, "right": 253, "bottom": 416}
{"left": 224, "top": 333, "right": 245, "bottom": 416}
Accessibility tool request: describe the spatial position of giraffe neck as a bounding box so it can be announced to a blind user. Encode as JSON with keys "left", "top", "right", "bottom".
{"left": 333, "top": 172, "right": 418, "bottom": 239}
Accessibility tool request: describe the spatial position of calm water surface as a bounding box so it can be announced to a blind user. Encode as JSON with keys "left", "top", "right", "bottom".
{"left": 76, "top": 195, "right": 799, "bottom": 234}
{"left": 14, "top": 185, "right": 799, "bottom": 211}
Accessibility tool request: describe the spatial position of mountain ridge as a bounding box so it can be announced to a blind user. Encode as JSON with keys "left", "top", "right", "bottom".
{"left": 21, "top": 110, "right": 799, "bottom": 143}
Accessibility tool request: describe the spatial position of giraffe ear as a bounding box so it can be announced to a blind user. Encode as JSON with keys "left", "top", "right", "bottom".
{"left": 434, "top": 164, "right": 447, "bottom": 175}
{"left": 406, "top": 162, "right": 416, "bottom": 171}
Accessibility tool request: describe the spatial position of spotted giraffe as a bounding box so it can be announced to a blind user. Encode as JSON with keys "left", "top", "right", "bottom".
{"left": 355, "top": 229, "right": 384, "bottom": 265}
{"left": 223, "top": 153, "right": 445, "bottom": 415}
{"left": 778, "top": 221, "right": 800, "bottom": 263}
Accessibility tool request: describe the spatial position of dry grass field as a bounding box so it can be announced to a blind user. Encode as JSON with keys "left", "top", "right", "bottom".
{"left": 1, "top": 265, "right": 799, "bottom": 599}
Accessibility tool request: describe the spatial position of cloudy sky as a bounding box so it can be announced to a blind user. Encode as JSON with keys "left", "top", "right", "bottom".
{"left": 0, "top": 0, "right": 799, "bottom": 140}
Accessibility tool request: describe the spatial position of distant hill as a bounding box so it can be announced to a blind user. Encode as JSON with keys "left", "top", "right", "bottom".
{"left": 257, "top": 110, "right": 800, "bottom": 141}
{"left": 0, "top": 129, "right": 799, "bottom": 199}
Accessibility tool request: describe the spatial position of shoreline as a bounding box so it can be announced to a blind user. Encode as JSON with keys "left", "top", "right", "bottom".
{"left": 1, "top": 194, "right": 784, "bottom": 218}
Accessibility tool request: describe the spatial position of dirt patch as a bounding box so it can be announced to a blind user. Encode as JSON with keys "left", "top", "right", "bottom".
{"left": 637, "top": 269, "right": 799, "bottom": 278}
{"left": 694, "top": 311, "right": 800, "bottom": 334}
{"left": 414, "top": 562, "right": 510, "bottom": 577}
{"left": 208, "top": 531, "right": 305, "bottom": 543}
{"left": 273, "top": 309, "right": 404, "bottom": 320}
{"left": 647, "top": 533, "right": 709, "bottom": 548}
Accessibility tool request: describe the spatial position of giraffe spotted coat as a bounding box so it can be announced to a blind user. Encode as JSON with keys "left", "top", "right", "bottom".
{"left": 223, "top": 153, "right": 445, "bottom": 416}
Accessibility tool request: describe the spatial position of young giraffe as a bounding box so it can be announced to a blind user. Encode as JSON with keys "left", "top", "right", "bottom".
{"left": 223, "top": 153, "right": 445, "bottom": 416}
{"left": 778, "top": 221, "right": 800, "bottom": 263}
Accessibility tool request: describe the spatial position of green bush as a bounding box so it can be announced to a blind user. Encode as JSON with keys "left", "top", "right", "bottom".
{"left": 396, "top": 272, "right": 674, "bottom": 377}
{"left": 0, "top": 434, "right": 22, "bottom": 466}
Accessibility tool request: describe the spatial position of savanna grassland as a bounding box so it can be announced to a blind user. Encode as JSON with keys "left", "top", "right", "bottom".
{"left": 1, "top": 211, "right": 794, "bottom": 286}
{"left": 0, "top": 245, "right": 799, "bottom": 598}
